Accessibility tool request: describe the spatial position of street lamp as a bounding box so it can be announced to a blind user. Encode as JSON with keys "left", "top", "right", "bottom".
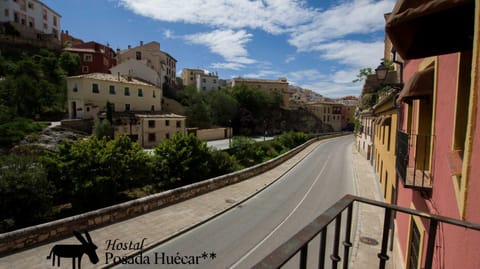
{"left": 375, "top": 47, "right": 404, "bottom": 89}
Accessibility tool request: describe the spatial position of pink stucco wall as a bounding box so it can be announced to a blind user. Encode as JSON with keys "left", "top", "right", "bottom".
{"left": 396, "top": 53, "right": 480, "bottom": 268}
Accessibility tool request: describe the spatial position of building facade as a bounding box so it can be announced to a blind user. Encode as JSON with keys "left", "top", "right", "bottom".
{"left": 66, "top": 73, "right": 161, "bottom": 119}
{"left": 112, "top": 112, "right": 186, "bottom": 148}
{"left": 196, "top": 72, "right": 220, "bottom": 92}
{"left": 116, "top": 41, "right": 177, "bottom": 89}
{"left": 385, "top": 1, "right": 480, "bottom": 268}
{"left": 0, "top": 0, "right": 61, "bottom": 46}
{"left": 64, "top": 41, "right": 117, "bottom": 75}
{"left": 181, "top": 68, "right": 205, "bottom": 87}
{"left": 305, "top": 101, "right": 343, "bottom": 131}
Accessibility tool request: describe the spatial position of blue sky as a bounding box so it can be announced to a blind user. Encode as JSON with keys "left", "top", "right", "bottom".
{"left": 43, "top": 0, "right": 395, "bottom": 98}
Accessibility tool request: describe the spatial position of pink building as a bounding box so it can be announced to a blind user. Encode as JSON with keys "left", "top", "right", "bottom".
{"left": 387, "top": 0, "right": 480, "bottom": 268}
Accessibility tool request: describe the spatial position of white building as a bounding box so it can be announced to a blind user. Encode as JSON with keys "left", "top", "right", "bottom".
{"left": 116, "top": 41, "right": 177, "bottom": 89}
{"left": 0, "top": 0, "right": 61, "bottom": 43}
{"left": 196, "top": 72, "right": 220, "bottom": 92}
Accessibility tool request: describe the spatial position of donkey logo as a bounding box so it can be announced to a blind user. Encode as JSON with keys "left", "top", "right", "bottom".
{"left": 46, "top": 230, "right": 99, "bottom": 269}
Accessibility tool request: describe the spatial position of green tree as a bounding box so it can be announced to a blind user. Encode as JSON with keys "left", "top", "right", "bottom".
{"left": 153, "top": 133, "right": 211, "bottom": 187}
{"left": 207, "top": 90, "right": 239, "bottom": 126}
{"left": 0, "top": 155, "right": 54, "bottom": 232}
{"left": 59, "top": 51, "right": 81, "bottom": 76}
{"left": 93, "top": 118, "right": 114, "bottom": 139}
{"left": 352, "top": 67, "right": 373, "bottom": 83}
{"left": 43, "top": 136, "right": 152, "bottom": 211}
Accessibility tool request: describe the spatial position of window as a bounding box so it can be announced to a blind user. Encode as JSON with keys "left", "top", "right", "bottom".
{"left": 176, "top": 121, "right": 181, "bottom": 128}
{"left": 148, "top": 120, "right": 155, "bottom": 128}
{"left": 42, "top": 9, "right": 47, "bottom": 20}
{"left": 43, "top": 22, "right": 47, "bottom": 29}
{"left": 165, "top": 120, "right": 169, "bottom": 126}
{"left": 151, "top": 105, "right": 155, "bottom": 111}
{"left": 73, "top": 82, "right": 78, "bottom": 92}
{"left": 28, "top": 17, "right": 33, "bottom": 28}
{"left": 28, "top": 2, "right": 33, "bottom": 9}
{"left": 137, "top": 88, "right": 143, "bottom": 97}
{"left": 166, "top": 133, "right": 170, "bottom": 139}
{"left": 148, "top": 133, "right": 156, "bottom": 142}
{"left": 92, "top": 83, "right": 99, "bottom": 93}
{"left": 213, "top": 79, "right": 217, "bottom": 84}
{"left": 202, "top": 78, "right": 206, "bottom": 83}
{"left": 109, "top": 85, "right": 115, "bottom": 94}
{"left": 4, "top": 9, "right": 8, "bottom": 17}
{"left": 407, "top": 220, "right": 421, "bottom": 269}
{"left": 84, "top": 54, "right": 93, "bottom": 62}
{"left": 124, "top": 87, "right": 130, "bottom": 96}
{"left": 136, "top": 51, "right": 141, "bottom": 60}
{"left": 53, "top": 16, "right": 57, "bottom": 26}
{"left": 153, "top": 90, "right": 156, "bottom": 98}
{"left": 125, "top": 104, "right": 130, "bottom": 111}
{"left": 82, "top": 66, "right": 89, "bottom": 73}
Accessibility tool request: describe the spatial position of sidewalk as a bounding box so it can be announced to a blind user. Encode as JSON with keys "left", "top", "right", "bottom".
{"left": 0, "top": 139, "right": 325, "bottom": 269}
{"left": 350, "top": 146, "right": 393, "bottom": 269}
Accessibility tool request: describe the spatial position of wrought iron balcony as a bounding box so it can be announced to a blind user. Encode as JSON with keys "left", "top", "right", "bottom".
{"left": 253, "top": 195, "right": 480, "bottom": 269}
{"left": 396, "top": 130, "right": 433, "bottom": 190}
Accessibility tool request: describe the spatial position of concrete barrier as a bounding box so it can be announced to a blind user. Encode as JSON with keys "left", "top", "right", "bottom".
{"left": 0, "top": 133, "right": 348, "bottom": 255}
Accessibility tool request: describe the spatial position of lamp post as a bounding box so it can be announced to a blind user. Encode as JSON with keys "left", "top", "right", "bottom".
{"left": 375, "top": 48, "right": 404, "bottom": 89}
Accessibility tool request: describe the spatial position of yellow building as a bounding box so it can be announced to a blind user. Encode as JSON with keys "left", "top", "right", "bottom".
{"left": 181, "top": 68, "right": 205, "bottom": 86}
{"left": 231, "top": 77, "right": 290, "bottom": 108}
{"left": 305, "top": 101, "right": 343, "bottom": 131}
{"left": 66, "top": 73, "right": 162, "bottom": 119}
{"left": 112, "top": 112, "right": 186, "bottom": 148}
{"left": 372, "top": 89, "right": 398, "bottom": 204}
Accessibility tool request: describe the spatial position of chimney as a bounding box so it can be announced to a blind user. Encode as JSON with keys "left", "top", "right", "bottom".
{"left": 140, "top": 41, "right": 143, "bottom": 46}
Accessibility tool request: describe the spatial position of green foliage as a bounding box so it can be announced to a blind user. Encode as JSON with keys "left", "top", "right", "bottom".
{"left": 93, "top": 118, "right": 114, "bottom": 139}
{"left": 153, "top": 133, "right": 212, "bottom": 187}
{"left": 43, "top": 136, "right": 152, "bottom": 211}
{"left": 59, "top": 51, "right": 81, "bottom": 76}
{"left": 0, "top": 155, "right": 54, "bottom": 232}
{"left": 0, "top": 49, "right": 68, "bottom": 123}
{"left": 208, "top": 150, "right": 238, "bottom": 177}
{"left": 0, "top": 118, "right": 46, "bottom": 146}
{"left": 354, "top": 118, "right": 363, "bottom": 134}
{"left": 207, "top": 90, "right": 239, "bottom": 126}
{"left": 352, "top": 67, "right": 373, "bottom": 83}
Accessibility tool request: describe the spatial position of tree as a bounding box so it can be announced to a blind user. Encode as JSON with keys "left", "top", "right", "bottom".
{"left": 207, "top": 90, "right": 239, "bottom": 126}
{"left": 153, "top": 133, "right": 211, "bottom": 187}
{"left": 59, "top": 51, "right": 81, "bottom": 76}
{"left": 93, "top": 118, "right": 114, "bottom": 139}
{"left": 0, "top": 155, "right": 54, "bottom": 232}
{"left": 43, "top": 136, "right": 153, "bottom": 211}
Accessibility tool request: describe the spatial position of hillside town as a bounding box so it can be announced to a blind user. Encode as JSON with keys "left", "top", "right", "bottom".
{"left": 1, "top": 0, "right": 480, "bottom": 269}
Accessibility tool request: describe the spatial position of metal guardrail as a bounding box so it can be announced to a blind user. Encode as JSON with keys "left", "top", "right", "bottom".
{"left": 253, "top": 194, "right": 480, "bottom": 269}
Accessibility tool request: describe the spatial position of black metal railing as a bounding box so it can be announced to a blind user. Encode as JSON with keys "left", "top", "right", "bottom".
{"left": 396, "top": 131, "right": 434, "bottom": 190}
{"left": 253, "top": 194, "right": 480, "bottom": 269}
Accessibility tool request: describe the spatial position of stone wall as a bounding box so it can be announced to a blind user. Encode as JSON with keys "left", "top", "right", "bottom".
{"left": 0, "top": 133, "right": 346, "bottom": 256}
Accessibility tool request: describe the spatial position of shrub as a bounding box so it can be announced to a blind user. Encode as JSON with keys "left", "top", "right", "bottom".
{"left": 0, "top": 155, "right": 54, "bottom": 232}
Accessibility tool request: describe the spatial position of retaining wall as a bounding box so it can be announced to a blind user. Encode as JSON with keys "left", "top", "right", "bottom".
{"left": 0, "top": 133, "right": 347, "bottom": 256}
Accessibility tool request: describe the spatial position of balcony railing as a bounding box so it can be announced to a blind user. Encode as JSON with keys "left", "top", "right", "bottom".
{"left": 396, "top": 131, "right": 433, "bottom": 190}
{"left": 253, "top": 195, "right": 480, "bottom": 269}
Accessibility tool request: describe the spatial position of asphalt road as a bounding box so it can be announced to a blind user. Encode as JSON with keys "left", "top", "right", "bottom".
{"left": 118, "top": 135, "right": 355, "bottom": 269}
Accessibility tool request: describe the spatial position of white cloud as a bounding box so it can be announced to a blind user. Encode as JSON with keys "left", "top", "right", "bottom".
{"left": 301, "top": 80, "right": 361, "bottom": 98}
{"left": 184, "top": 29, "right": 256, "bottom": 69}
{"left": 118, "top": 0, "right": 315, "bottom": 34}
{"left": 163, "top": 29, "right": 174, "bottom": 39}
{"left": 314, "top": 40, "right": 385, "bottom": 68}
{"left": 288, "top": 0, "right": 395, "bottom": 51}
{"left": 285, "top": 55, "right": 296, "bottom": 63}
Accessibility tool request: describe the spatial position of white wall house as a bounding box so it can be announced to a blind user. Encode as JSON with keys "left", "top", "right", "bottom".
{"left": 110, "top": 59, "right": 161, "bottom": 87}
{"left": 1, "top": 0, "right": 61, "bottom": 42}
{"left": 196, "top": 73, "right": 220, "bottom": 92}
